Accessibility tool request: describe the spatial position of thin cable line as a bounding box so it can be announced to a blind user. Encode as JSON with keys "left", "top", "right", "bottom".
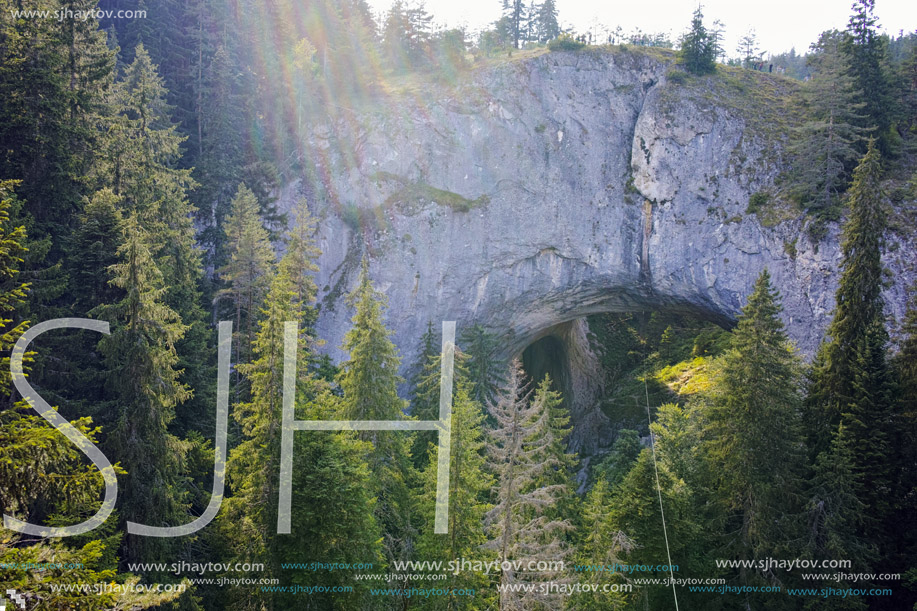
{"left": 644, "top": 369, "right": 679, "bottom": 610}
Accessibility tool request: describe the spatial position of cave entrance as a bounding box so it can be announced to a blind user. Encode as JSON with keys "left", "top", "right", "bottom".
{"left": 513, "top": 310, "right": 731, "bottom": 457}
{"left": 521, "top": 335, "right": 571, "bottom": 410}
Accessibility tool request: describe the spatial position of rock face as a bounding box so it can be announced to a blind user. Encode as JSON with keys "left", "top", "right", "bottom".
{"left": 276, "top": 48, "right": 915, "bottom": 449}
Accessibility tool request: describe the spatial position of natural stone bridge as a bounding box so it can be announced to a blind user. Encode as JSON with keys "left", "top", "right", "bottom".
{"left": 276, "top": 49, "right": 915, "bottom": 450}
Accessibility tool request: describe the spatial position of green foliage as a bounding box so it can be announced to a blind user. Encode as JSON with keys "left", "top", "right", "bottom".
{"left": 0, "top": 183, "right": 163, "bottom": 606}
{"left": 459, "top": 323, "right": 504, "bottom": 409}
{"left": 276, "top": 393, "right": 381, "bottom": 609}
{"left": 409, "top": 322, "right": 459, "bottom": 469}
{"left": 484, "top": 360, "right": 574, "bottom": 609}
{"left": 588, "top": 311, "right": 728, "bottom": 428}
{"left": 665, "top": 68, "right": 689, "bottom": 84}
{"left": 337, "top": 258, "right": 417, "bottom": 570}
{"left": 415, "top": 375, "right": 494, "bottom": 609}
{"left": 0, "top": 540, "right": 185, "bottom": 610}
{"left": 805, "top": 142, "right": 893, "bottom": 526}
{"left": 841, "top": 0, "right": 900, "bottom": 156}
{"left": 737, "top": 29, "right": 763, "bottom": 68}
{"left": 804, "top": 429, "right": 873, "bottom": 609}
{"left": 569, "top": 478, "right": 632, "bottom": 610}
{"left": 548, "top": 34, "right": 585, "bottom": 52}
{"left": 746, "top": 191, "right": 770, "bottom": 214}
{"left": 94, "top": 215, "right": 191, "bottom": 566}
{"left": 535, "top": 0, "right": 560, "bottom": 43}
{"left": 223, "top": 256, "right": 304, "bottom": 574}
{"left": 218, "top": 183, "right": 274, "bottom": 388}
{"left": 0, "top": 0, "right": 115, "bottom": 247}
{"left": 378, "top": 174, "right": 490, "bottom": 213}
{"left": 0, "top": 182, "right": 29, "bottom": 389}
{"left": 699, "top": 271, "right": 807, "bottom": 594}
{"left": 678, "top": 7, "right": 716, "bottom": 75}
{"left": 788, "top": 31, "right": 866, "bottom": 216}
{"left": 590, "top": 429, "right": 641, "bottom": 488}
{"left": 608, "top": 449, "right": 703, "bottom": 610}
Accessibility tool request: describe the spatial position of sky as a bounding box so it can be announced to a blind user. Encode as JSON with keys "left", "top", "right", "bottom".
{"left": 365, "top": 0, "right": 917, "bottom": 57}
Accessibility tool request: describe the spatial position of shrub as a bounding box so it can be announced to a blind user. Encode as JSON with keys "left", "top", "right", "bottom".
{"left": 747, "top": 191, "right": 769, "bottom": 214}
{"left": 548, "top": 35, "right": 585, "bottom": 52}
{"left": 666, "top": 69, "right": 689, "bottom": 85}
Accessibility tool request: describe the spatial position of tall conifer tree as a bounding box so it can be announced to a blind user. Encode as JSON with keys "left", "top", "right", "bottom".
{"left": 702, "top": 271, "right": 807, "bottom": 593}
{"left": 484, "top": 360, "right": 573, "bottom": 610}
{"left": 416, "top": 372, "right": 495, "bottom": 609}
{"left": 337, "top": 258, "right": 417, "bottom": 572}
{"left": 95, "top": 215, "right": 190, "bottom": 566}
{"left": 218, "top": 183, "right": 274, "bottom": 387}
{"left": 806, "top": 140, "right": 893, "bottom": 531}
{"left": 790, "top": 30, "right": 866, "bottom": 214}
{"left": 841, "top": 0, "right": 898, "bottom": 156}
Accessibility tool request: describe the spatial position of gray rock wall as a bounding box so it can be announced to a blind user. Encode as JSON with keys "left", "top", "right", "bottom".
{"left": 276, "top": 49, "right": 915, "bottom": 412}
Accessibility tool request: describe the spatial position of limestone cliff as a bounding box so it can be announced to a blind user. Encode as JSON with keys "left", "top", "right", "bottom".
{"left": 276, "top": 47, "right": 915, "bottom": 447}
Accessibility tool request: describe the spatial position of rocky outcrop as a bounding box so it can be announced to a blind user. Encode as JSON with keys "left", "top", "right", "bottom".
{"left": 276, "top": 48, "right": 916, "bottom": 445}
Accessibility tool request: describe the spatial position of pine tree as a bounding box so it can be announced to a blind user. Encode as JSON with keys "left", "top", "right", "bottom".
{"left": 678, "top": 7, "right": 716, "bottom": 75}
{"left": 789, "top": 30, "right": 866, "bottom": 214}
{"left": 0, "top": 0, "right": 116, "bottom": 332}
{"left": 100, "top": 42, "right": 202, "bottom": 292}
{"left": 221, "top": 239, "right": 312, "bottom": 608}
{"left": 591, "top": 428, "right": 641, "bottom": 488}
{"left": 484, "top": 360, "right": 573, "bottom": 610}
{"left": 218, "top": 183, "right": 274, "bottom": 388}
{"left": 383, "top": 0, "right": 432, "bottom": 70}
{"left": 276, "top": 390, "right": 382, "bottom": 610}
{"left": 806, "top": 140, "right": 894, "bottom": 533}
{"left": 460, "top": 323, "right": 504, "bottom": 409}
{"left": 410, "top": 321, "right": 459, "bottom": 469}
{"left": 534, "top": 0, "right": 560, "bottom": 43}
{"left": 531, "top": 375, "right": 578, "bottom": 524}
{"left": 0, "top": 0, "right": 113, "bottom": 239}
{"left": 841, "top": 0, "right": 899, "bottom": 156}
{"left": 609, "top": 448, "right": 700, "bottom": 611}
{"left": 51, "top": 189, "right": 125, "bottom": 425}
{"left": 96, "top": 44, "right": 213, "bottom": 436}
{"left": 94, "top": 215, "right": 190, "bottom": 567}
{"left": 890, "top": 287, "right": 917, "bottom": 605}
{"left": 68, "top": 190, "right": 125, "bottom": 316}
{"left": 807, "top": 140, "right": 886, "bottom": 437}
{"left": 195, "top": 42, "right": 247, "bottom": 262}
{"left": 569, "top": 478, "right": 632, "bottom": 610}
{"left": 337, "top": 257, "right": 417, "bottom": 570}
{"left": 501, "top": 0, "right": 526, "bottom": 49}
{"left": 280, "top": 198, "right": 321, "bottom": 341}
{"left": 416, "top": 374, "right": 495, "bottom": 609}
{"left": 839, "top": 318, "right": 894, "bottom": 529}
{"left": 701, "top": 270, "right": 807, "bottom": 593}
{"left": 709, "top": 19, "right": 726, "bottom": 62}
{"left": 221, "top": 214, "right": 377, "bottom": 609}
{"left": 893, "top": 288, "right": 917, "bottom": 494}
{"left": 900, "top": 39, "right": 917, "bottom": 134}
{"left": 805, "top": 427, "right": 873, "bottom": 610}
{"left": 737, "top": 29, "right": 762, "bottom": 68}
{"left": 0, "top": 183, "right": 181, "bottom": 610}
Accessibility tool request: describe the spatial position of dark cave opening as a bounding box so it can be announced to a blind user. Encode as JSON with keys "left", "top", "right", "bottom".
{"left": 521, "top": 335, "right": 572, "bottom": 409}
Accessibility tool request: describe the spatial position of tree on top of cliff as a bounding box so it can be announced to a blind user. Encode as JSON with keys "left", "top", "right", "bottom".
{"left": 535, "top": 0, "right": 560, "bottom": 43}
{"left": 842, "top": 0, "right": 900, "bottom": 157}
{"left": 788, "top": 30, "right": 866, "bottom": 216}
{"left": 679, "top": 7, "right": 716, "bottom": 75}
